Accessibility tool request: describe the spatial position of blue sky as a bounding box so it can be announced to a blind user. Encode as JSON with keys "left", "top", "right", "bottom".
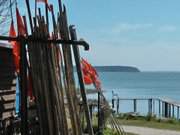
{"left": 18, "top": 0, "right": 180, "bottom": 71}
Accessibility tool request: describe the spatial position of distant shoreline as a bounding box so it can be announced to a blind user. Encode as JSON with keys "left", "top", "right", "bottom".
{"left": 94, "top": 66, "right": 140, "bottom": 72}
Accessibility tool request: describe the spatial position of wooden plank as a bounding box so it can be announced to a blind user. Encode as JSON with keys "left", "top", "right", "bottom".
{"left": 2, "top": 111, "right": 15, "bottom": 119}
{"left": 0, "top": 90, "right": 16, "bottom": 96}
{"left": 0, "top": 99, "right": 15, "bottom": 104}
{"left": 0, "top": 83, "right": 16, "bottom": 89}
{"left": 2, "top": 108, "right": 15, "bottom": 113}
{"left": 3, "top": 102, "right": 15, "bottom": 110}
{"left": 1, "top": 94, "right": 16, "bottom": 101}
{"left": 0, "top": 86, "right": 16, "bottom": 91}
{"left": 0, "top": 74, "right": 16, "bottom": 78}
{"left": 0, "top": 79, "right": 16, "bottom": 84}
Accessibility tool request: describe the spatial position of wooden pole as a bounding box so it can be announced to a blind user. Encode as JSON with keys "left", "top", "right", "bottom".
{"left": 112, "top": 98, "right": 114, "bottom": 109}
{"left": 35, "top": 0, "right": 37, "bottom": 18}
{"left": 117, "top": 98, "right": 119, "bottom": 114}
{"left": 172, "top": 105, "right": 174, "bottom": 118}
{"left": 159, "top": 100, "right": 161, "bottom": 117}
{"left": 45, "top": 3, "right": 49, "bottom": 33}
{"left": 58, "top": 0, "right": 63, "bottom": 13}
{"left": 148, "top": 99, "right": 152, "bottom": 116}
{"left": 162, "top": 102, "right": 165, "bottom": 117}
{"left": 165, "top": 102, "right": 168, "bottom": 118}
{"left": 50, "top": 5, "right": 69, "bottom": 135}
{"left": 69, "top": 25, "right": 94, "bottom": 135}
{"left": 25, "top": 0, "right": 33, "bottom": 33}
{"left": 153, "top": 99, "right": 155, "bottom": 114}
{"left": 10, "top": 0, "right": 14, "bottom": 23}
{"left": 177, "top": 107, "right": 179, "bottom": 120}
{"left": 58, "top": 5, "right": 82, "bottom": 135}
{"left": 20, "top": 40, "right": 28, "bottom": 135}
{"left": 168, "top": 104, "right": 171, "bottom": 118}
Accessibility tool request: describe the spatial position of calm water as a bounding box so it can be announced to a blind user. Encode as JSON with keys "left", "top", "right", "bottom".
{"left": 96, "top": 72, "right": 180, "bottom": 115}
{"left": 99, "top": 72, "right": 180, "bottom": 100}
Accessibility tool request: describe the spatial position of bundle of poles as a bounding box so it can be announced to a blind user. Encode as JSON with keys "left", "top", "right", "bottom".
{"left": 21, "top": 0, "right": 94, "bottom": 135}
{"left": 0, "top": 0, "right": 94, "bottom": 134}
{"left": 0, "top": 0, "right": 125, "bottom": 134}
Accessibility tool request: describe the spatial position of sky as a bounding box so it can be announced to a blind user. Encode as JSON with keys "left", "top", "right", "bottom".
{"left": 17, "top": 0, "right": 180, "bottom": 71}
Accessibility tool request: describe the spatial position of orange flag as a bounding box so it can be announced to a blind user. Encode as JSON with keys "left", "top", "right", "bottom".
{"left": 9, "top": 21, "right": 20, "bottom": 73}
{"left": 81, "top": 58, "right": 101, "bottom": 90}
{"left": 81, "top": 59, "right": 93, "bottom": 84}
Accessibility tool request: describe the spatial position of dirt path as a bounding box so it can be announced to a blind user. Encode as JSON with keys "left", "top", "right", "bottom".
{"left": 123, "top": 125, "right": 180, "bottom": 135}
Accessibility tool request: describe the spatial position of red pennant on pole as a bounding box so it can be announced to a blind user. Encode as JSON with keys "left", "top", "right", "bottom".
{"left": 9, "top": 21, "right": 20, "bottom": 73}
{"left": 81, "top": 58, "right": 101, "bottom": 90}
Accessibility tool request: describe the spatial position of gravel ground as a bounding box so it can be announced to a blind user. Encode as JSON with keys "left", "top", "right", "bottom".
{"left": 123, "top": 125, "right": 180, "bottom": 135}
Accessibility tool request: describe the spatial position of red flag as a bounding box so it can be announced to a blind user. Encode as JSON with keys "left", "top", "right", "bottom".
{"left": 16, "top": 8, "right": 26, "bottom": 36}
{"left": 84, "top": 74, "right": 93, "bottom": 85}
{"left": 81, "top": 58, "right": 101, "bottom": 90}
{"left": 82, "top": 58, "right": 98, "bottom": 77}
{"left": 36, "top": 0, "right": 48, "bottom": 4}
{"left": 9, "top": 21, "right": 20, "bottom": 73}
{"left": 81, "top": 59, "right": 93, "bottom": 84}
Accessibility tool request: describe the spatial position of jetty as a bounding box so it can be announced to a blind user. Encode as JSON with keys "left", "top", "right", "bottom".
{"left": 112, "top": 92, "right": 180, "bottom": 119}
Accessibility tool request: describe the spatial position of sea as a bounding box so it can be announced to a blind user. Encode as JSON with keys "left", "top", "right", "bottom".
{"left": 15, "top": 72, "right": 180, "bottom": 116}
{"left": 88, "top": 72, "right": 180, "bottom": 116}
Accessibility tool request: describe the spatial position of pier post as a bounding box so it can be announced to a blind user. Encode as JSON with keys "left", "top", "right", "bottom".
{"left": 148, "top": 99, "right": 153, "bottom": 116}
{"left": 168, "top": 104, "right": 171, "bottom": 118}
{"left": 153, "top": 99, "right": 155, "bottom": 114}
{"left": 117, "top": 98, "right": 120, "bottom": 114}
{"left": 133, "top": 99, "right": 137, "bottom": 113}
{"left": 177, "top": 107, "right": 179, "bottom": 120}
{"left": 162, "top": 102, "right": 165, "bottom": 117}
{"left": 89, "top": 105, "right": 93, "bottom": 119}
{"left": 172, "top": 105, "right": 174, "bottom": 118}
{"left": 165, "top": 102, "right": 169, "bottom": 118}
{"left": 159, "top": 100, "right": 161, "bottom": 117}
{"left": 112, "top": 98, "right": 114, "bottom": 109}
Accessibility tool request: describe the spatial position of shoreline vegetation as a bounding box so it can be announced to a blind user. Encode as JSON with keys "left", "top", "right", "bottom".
{"left": 104, "top": 128, "right": 138, "bottom": 135}
{"left": 74, "top": 66, "right": 140, "bottom": 72}
{"left": 94, "top": 66, "right": 140, "bottom": 72}
{"left": 116, "top": 113, "right": 180, "bottom": 131}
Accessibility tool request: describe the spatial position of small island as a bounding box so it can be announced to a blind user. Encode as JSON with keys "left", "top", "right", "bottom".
{"left": 94, "top": 66, "right": 140, "bottom": 72}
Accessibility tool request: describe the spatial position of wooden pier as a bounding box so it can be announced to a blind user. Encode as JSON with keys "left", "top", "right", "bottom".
{"left": 112, "top": 94, "right": 180, "bottom": 119}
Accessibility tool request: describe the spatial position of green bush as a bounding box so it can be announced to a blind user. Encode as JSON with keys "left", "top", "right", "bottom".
{"left": 166, "top": 118, "right": 178, "bottom": 124}
{"left": 145, "top": 114, "right": 156, "bottom": 121}
{"left": 103, "top": 128, "right": 118, "bottom": 135}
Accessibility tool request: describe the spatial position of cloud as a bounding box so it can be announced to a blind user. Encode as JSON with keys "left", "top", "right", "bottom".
{"left": 158, "top": 25, "right": 177, "bottom": 32}
{"left": 112, "top": 23, "right": 153, "bottom": 33}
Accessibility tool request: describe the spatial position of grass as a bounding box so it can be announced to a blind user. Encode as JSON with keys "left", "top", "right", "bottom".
{"left": 103, "top": 128, "right": 138, "bottom": 135}
{"left": 117, "top": 113, "right": 180, "bottom": 131}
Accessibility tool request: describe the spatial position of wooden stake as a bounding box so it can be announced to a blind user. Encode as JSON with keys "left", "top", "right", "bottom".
{"left": 69, "top": 25, "right": 94, "bottom": 135}
{"left": 20, "top": 39, "right": 28, "bottom": 135}
{"left": 25, "top": 0, "right": 33, "bottom": 33}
